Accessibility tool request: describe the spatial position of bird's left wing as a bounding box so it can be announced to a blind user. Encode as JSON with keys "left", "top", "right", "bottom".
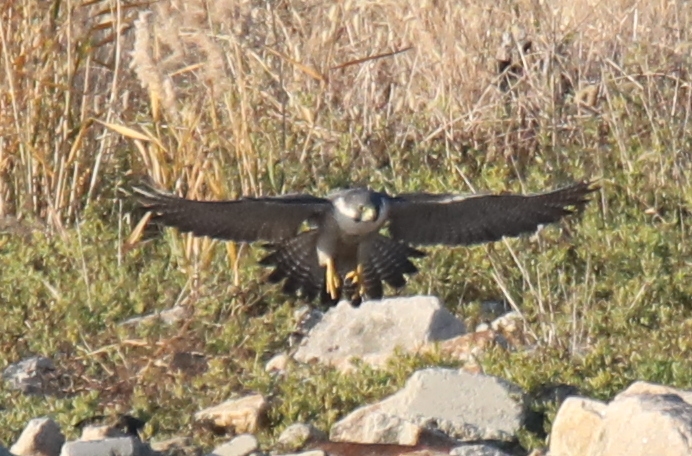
{"left": 133, "top": 186, "right": 332, "bottom": 243}
{"left": 386, "top": 181, "right": 596, "bottom": 246}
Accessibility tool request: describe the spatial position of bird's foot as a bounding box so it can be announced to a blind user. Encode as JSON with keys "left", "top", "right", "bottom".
{"left": 344, "top": 264, "right": 364, "bottom": 287}
{"left": 325, "top": 258, "right": 341, "bottom": 300}
{"left": 345, "top": 264, "right": 366, "bottom": 301}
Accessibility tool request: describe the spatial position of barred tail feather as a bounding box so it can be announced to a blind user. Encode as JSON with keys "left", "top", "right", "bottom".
{"left": 359, "top": 235, "right": 425, "bottom": 300}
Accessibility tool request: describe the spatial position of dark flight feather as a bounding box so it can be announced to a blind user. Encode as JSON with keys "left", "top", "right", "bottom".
{"left": 133, "top": 186, "right": 331, "bottom": 243}
{"left": 387, "top": 181, "right": 596, "bottom": 246}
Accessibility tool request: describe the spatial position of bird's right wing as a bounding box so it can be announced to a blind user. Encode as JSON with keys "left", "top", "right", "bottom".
{"left": 133, "top": 186, "right": 333, "bottom": 243}
{"left": 386, "top": 181, "right": 596, "bottom": 246}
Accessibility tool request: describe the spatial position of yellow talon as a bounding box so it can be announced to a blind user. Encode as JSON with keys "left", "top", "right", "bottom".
{"left": 344, "top": 264, "right": 364, "bottom": 286}
{"left": 345, "top": 264, "right": 367, "bottom": 299}
{"left": 325, "top": 257, "right": 341, "bottom": 300}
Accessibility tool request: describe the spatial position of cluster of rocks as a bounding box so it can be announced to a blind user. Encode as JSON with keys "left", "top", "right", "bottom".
{"left": 4, "top": 296, "right": 692, "bottom": 456}
{"left": 0, "top": 366, "right": 526, "bottom": 456}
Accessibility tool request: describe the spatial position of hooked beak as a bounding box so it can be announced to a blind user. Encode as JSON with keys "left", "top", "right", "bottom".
{"left": 361, "top": 205, "right": 378, "bottom": 222}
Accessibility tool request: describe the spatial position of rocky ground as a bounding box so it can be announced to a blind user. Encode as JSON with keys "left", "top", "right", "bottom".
{"left": 2, "top": 296, "right": 691, "bottom": 456}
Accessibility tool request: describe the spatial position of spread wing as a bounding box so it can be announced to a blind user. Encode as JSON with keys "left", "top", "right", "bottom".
{"left": 387, "top": 181, "right": 596, "bottom": 246}
{"left": 133, "top": 186, "right": 332, "bottom": 242}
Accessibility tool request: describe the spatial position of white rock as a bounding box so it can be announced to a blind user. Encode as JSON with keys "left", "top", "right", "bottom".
{"left": 265, "top": 353, "right": 290, "bottom": 373}
{"left": 550, "top": 381, "right": 692, "bottom": 456}
{"left": 208, "top": 434, "right": 258, "bottom": 456}
{"left": 330, "top": 368, "right": 524, "bottom": 445}
{"left": 294, "top": 296, "right": 465, "bottom": 371}
{"left": 195, "top": 395, "right": 267, "bottom": 433}
{"left": 11, "top": 417, "right": 65, "bottom": 456}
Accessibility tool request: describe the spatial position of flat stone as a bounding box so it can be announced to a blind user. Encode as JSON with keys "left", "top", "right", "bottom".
{"left": 549, "top": 397, "right": 606, "bottom": 456}
{"left": 450, "top": 445, "right": 512, "bottom": 455}
{"left": 276, "top": 423, "right": 327, "bottom": 451}
{"left": 208, "top": 434, "right": 258, "bottom": 456}
{"left": 330, "top": 368, "right": 524, "bottom": 445}
{"left": 195, "top": 395, "right": 267, "bottom": 433}
{"left": 11, "top": 417, "right": 65, "bottom": 456}
{"left": 294, "top": 296, "right": 465, "bottom": 371}
{"left": 3, "top": 356, "right": 57, "bottom": 395}
{"left": 59, "top": 437, "right": 157, "bottom": 456}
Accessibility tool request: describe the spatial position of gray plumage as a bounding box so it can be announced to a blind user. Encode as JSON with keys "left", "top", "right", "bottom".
{"left": 133, "top": 181, "right": 595, "bottom": 305}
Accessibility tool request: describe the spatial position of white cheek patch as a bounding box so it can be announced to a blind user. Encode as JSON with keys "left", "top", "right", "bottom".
{"left": 334, "top": 197, "right": 358, "bottom": 219}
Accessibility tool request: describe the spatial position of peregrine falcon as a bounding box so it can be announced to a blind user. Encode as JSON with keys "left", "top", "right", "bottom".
{"left": 133, "top": 181, "right": 595, "bottom": 305}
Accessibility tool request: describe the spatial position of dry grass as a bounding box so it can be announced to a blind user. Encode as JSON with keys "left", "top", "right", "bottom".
{"left": 3, "top": 0, "right": 689, "bottom": 214}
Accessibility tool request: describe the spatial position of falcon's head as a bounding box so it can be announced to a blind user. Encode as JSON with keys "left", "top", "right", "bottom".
{"left": 331, "top": 189, "right": 389, "bottom": 234}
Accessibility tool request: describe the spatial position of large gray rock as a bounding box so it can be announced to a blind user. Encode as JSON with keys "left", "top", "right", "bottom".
{"left": 590, "top": 393, "right": 692, "bottom": 455}
{"left": 3, "top": 356, "right": 57, "bottom": 395}
{"left": 330, "top": 368, "right": 524, "bottom": 445}
{"left": 0, "top": 446, "right": 12, "bottom": 456}
{"left": 11, "top": 417, "right": 65, "bottom": 456}
{"left": 550, "top": 381, "right": 692, "bottom": 456}
{"left": 60, "top": 437, "right": 158, "bottom": 456}
{"left": 294, "top": 296, "right": 465, "bottom": 371}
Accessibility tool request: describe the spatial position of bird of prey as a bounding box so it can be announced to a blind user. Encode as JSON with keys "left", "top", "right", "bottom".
{"left": 133, "top": 181, "right": 595, "bottom": 306}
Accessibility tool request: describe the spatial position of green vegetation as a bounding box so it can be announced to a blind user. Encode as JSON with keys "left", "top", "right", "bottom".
{"left": 1, "top": 0, "right": 692, "bottom": 452}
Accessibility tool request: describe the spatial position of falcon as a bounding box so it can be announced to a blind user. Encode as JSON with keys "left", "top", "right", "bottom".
{"left": 133, "top": 181, "right": 595, "bottom": 305}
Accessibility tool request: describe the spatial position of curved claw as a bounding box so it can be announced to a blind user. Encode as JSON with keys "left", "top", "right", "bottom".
{"left": 345, "top": 264, "right": 366, "bottom": 301}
